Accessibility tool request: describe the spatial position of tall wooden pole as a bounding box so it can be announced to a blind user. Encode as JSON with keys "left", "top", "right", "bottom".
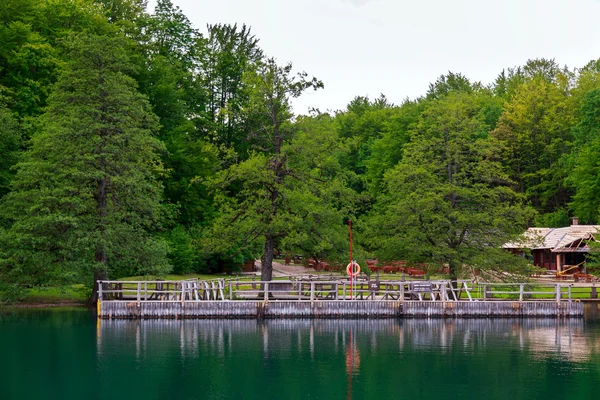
{"left": 349, "top": 220, "right": 353, "bottom": 301}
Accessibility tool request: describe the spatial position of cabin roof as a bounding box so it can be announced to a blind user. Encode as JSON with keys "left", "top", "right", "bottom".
{"left": 504, "top": 225, "right": 599, "bottom": 252}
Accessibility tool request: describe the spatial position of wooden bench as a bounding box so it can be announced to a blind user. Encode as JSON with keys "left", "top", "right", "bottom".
{"left": 406, "top": 268, "right": 425, "bottom": 277}
{"left": 574, "top": 273, "right": 595, "bottom": 282}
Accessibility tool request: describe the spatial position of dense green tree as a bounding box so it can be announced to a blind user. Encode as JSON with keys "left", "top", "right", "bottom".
{"left": 0, "top": 0, "right": 112, "bottom": 119}
{"left": 130, "top": 0, "right": 218, "bottom": 274}
{"left": 492, "top": 75, "right": 574, "bottom": 216}
{"left": 566, "top": 89, "right": 600, "bottom": 223}
{"left": 0, "top": 106, "right": 21, "bottom": 200}
{"left": 165, "top": 224, "right": 197, "bottom": 274}
{"left": 364, "top": 92, "right": 533, "bottom": 281}
{"left": 362, "top": 100, "right": 422, "bottom": 195}
{"left": 332, "top": 94, "right": 401, "bottom": 212}
{"left": 0, "top": 34, "right": 169, "bottom": 300}
{"left": 0, "top": 19, "right": 60, "bottom": 117}
{"left": 3, "top": 0, "right": 600, "bottom": 284}
{"left": 204, "top": 59, "right": 327, "bottom": 280}
{"left": 426, "top": 72, "right": 478, "bottom": 100}
{"left": 200, "top": 23, "right": 264, "bottom": 156}
{"left": 337, "top": 95, "right": 393, "bottom": 173}
{"left": 134, "top": 0, "right": 200, "bottom": 135}
{"left": 279, "top": 113, "right": 356, "bottom": 263}
{"left": 494, "top": 58, "right": 568, "bottom": 100}
{"left": 94, "top": 0, "right": 147, "bottom": 25}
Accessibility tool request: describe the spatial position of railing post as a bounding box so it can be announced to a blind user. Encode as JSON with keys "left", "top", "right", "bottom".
{"left": 556, "top": 284, "right": 561, "bottom": 303}
{"left": 137, "top": 282, "right": 141, "bottom": 302}
{"left": 229, "top": 280, "right": 233, "bottom": 301}
{"left": 144, "top": 282, "right": 148, "bottom": 301}
{"left": 519, "top": 284, "right": 524, "bottom": 302}
{"left": 219, "top": 280, "right": 225, "bottom": 300}
{"left": 400, "top": 283, "right": 405, "bottom": 301}
{"left": 441, "top": 282, "right": 447, "bottom": 302}
{"left": 343, "top": 282, "right": 346, "bottom": 300}
{"left": 310, "top": 281, "right": 315, "bottom": 302}
{"left": 568, "top": 284, "right": 572, "bottom": 303}
{"left": 483, "top": 284, "right": 487, "bottom": 301}
{"left": 464, "top": 281, "right": 473, "bottom": 301}
{"left": 264, "top": 282, "right": 269, "bottom": 301}
{"left": 98, "top": 281, "right": 103, "bottom": 301}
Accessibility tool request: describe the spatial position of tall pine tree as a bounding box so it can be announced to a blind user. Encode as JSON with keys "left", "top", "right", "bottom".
{"left": 0, "top": 33, "right": 170, "bottom": 301}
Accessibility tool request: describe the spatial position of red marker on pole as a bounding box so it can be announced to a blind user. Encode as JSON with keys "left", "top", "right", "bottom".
{"left": 349, "top": 220, "right": 353, "bottom": 301}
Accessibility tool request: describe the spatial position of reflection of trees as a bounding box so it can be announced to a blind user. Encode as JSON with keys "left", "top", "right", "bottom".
{"left": 96, "top": 317, "right": 597, "bottom": 399}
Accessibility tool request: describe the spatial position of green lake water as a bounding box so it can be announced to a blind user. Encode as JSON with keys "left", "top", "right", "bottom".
{"left": 3, "top": 306, "right": 600, "bottom": 400}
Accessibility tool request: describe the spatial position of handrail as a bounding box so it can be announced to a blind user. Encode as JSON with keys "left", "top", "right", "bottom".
{"left": 97, "top": 279, "right": 225, "bottom": 302}
{"left": 98, "top": 279, "right": 577, "bottom": 303}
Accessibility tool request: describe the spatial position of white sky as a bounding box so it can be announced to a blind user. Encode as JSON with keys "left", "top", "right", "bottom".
{"left": 150, "top": 0, "right": 600, "bottom": 115}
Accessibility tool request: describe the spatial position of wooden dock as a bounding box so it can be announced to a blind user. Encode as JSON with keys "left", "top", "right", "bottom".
{"left": 97, "top": 279, "right": 585, "bottom": 319}
{"left": 99, "top": 299, "right": 582, "bottom": 319}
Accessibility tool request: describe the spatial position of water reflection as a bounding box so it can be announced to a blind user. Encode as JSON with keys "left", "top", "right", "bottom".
{"left": 3, "top": 308, "right": 598, "bottom": 400}
{"left": 97, "top": 318, "right": 590, "bottom": 363}
{"left": 345, "top": 329, "right": 360, "bottom": 400}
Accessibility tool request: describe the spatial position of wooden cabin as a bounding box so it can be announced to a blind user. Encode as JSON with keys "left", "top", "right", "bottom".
{"left": 504, "top": 219, "right": 598, "bottom": 273}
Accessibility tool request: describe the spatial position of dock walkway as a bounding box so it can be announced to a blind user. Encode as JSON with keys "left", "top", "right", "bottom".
{"left": 97, "top": 278, "right": 585, "bottom": 319}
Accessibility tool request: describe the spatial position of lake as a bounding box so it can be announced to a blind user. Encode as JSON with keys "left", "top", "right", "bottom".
{"left": 2, "top": 305, "right": 600, "bottom": 399}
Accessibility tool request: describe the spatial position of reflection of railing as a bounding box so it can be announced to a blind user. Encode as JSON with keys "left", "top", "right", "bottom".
{"left": 96, "top": 318, "right": 588, "bottom": 363}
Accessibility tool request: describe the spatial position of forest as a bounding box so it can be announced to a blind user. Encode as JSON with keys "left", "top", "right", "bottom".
{"left": 2, "top": 0, "right": 600, "bottom": 299}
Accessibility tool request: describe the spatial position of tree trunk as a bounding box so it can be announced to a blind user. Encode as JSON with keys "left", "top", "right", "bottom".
{"left": 261, "top": 235, "right": 274, "bottom": 281}
{"left": 91, "top": 175, "right": 109, "bottom": 305}
{"left": 448, "top": 261, "right": 458, "bottom": 283}
{"left": 90, "top": 266, "right": 107, "bottom": 305}
{"left": 447, "top": 261, "right": 458, "bottom": 299}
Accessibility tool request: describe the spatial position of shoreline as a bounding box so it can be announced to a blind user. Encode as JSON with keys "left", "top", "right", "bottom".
{"left": 0, "top": 301, "right": 88, "bottom": 309}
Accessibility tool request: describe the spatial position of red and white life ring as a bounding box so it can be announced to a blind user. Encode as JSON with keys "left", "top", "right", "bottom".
{"left": 346, "top": 262, "right": 361, "bottom": 277}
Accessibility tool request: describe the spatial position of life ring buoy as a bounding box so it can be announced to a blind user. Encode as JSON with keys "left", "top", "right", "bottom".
{"left": 346, "top": 262, "right": 360, "bottom": 277}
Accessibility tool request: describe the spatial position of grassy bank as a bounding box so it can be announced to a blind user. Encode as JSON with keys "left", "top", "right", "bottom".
{"left": 1, "top": 273, "right": 246, "bottom": 307}
{"left": 0, "top": 285, "right": 90, "bottom": 307}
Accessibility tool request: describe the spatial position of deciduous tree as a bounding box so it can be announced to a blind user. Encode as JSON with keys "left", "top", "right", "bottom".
{"left": 204, "top": 59, "right": 330, "bottom": 281}
{"left": 365, "top": 93, "right": 534, "bottom": 281}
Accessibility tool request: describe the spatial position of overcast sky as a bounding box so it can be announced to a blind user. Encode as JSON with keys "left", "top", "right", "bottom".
{"left": 150, "top": 0, "right": 600, "bottom": 114}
